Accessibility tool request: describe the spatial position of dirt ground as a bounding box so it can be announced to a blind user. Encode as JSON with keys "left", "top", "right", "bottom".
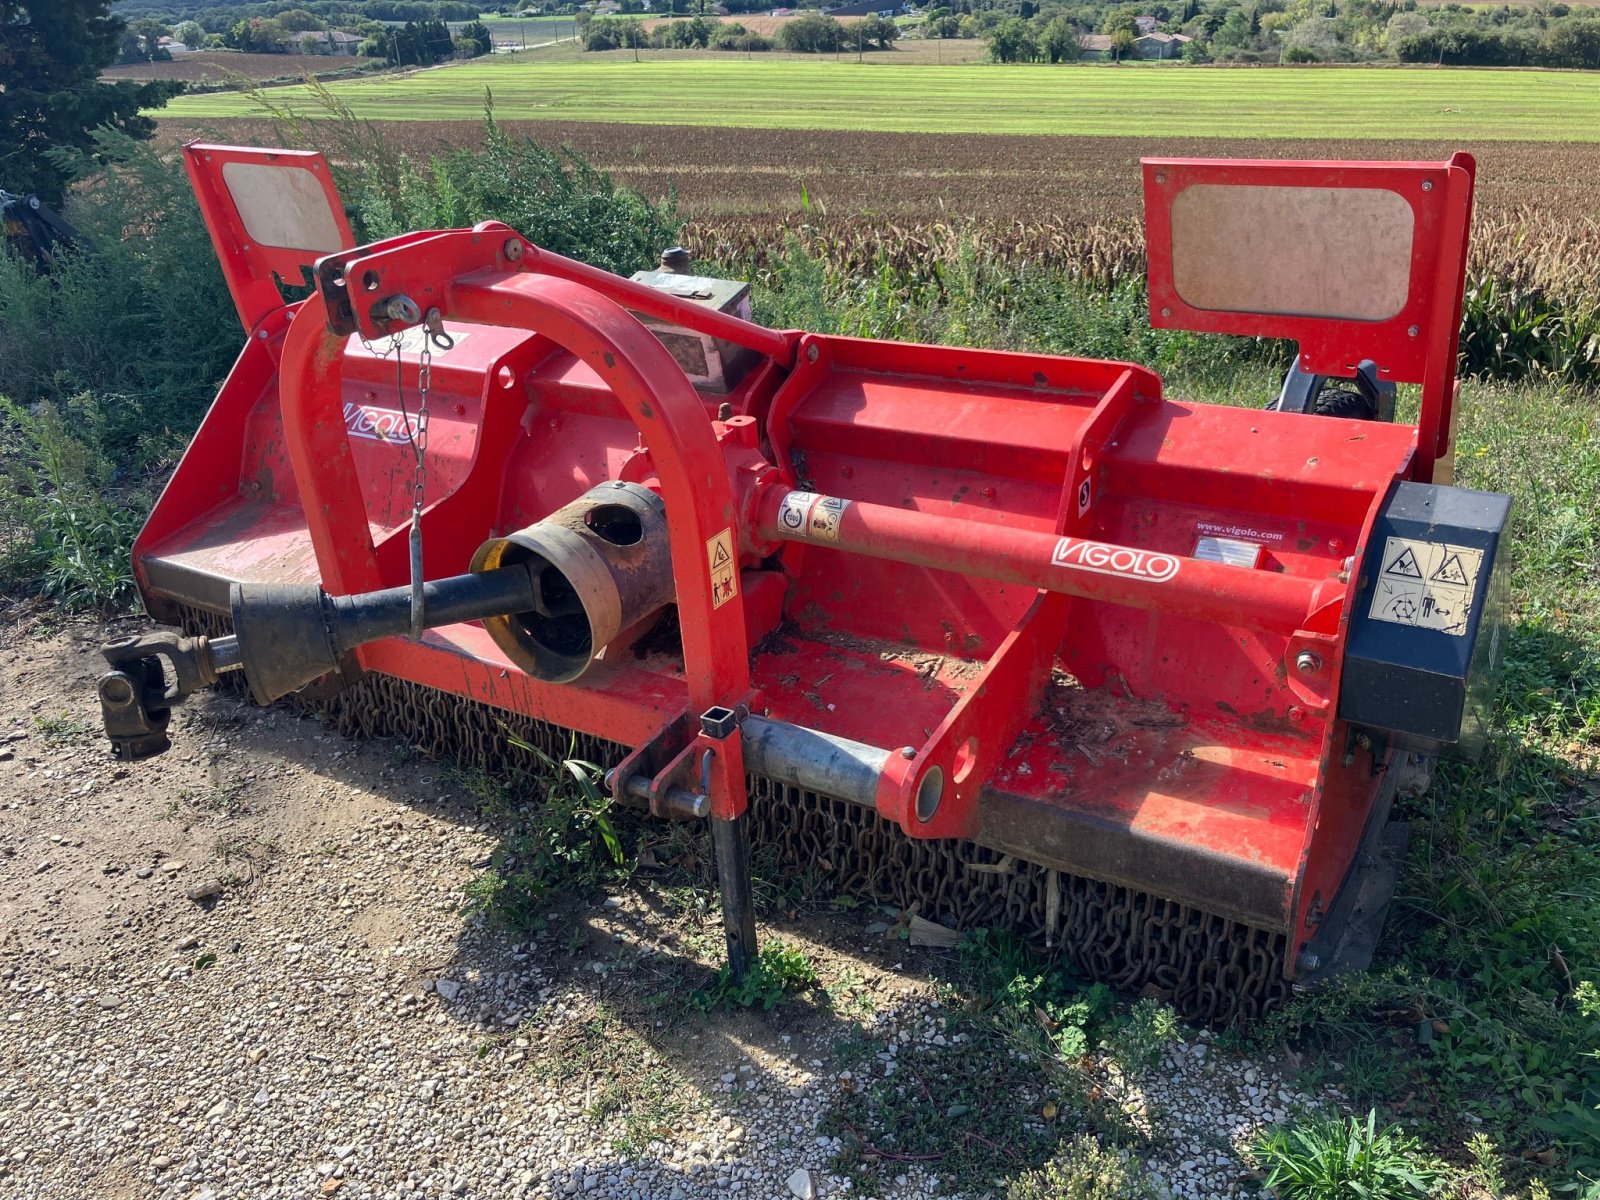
{"left": 0, "top": 607, "right": 1326, "bottom": 1199}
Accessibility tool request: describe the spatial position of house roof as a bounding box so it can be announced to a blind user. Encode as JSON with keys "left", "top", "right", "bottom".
{"left": 1081, "top": 30, "right": 1191, "bottom": 50}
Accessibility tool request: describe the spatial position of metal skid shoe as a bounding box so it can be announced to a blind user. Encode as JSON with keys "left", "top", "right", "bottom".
{"left": 95, "top": 144, "right": 1519, "bottom": 1019}
{"left": 711, "top": 810, "right": 757, "bottom": 980}
{"left": 702, "top": 705, "right": 758, "bottom": 980}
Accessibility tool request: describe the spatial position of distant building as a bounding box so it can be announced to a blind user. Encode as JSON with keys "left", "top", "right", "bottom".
{"left": 1136, "top": 31, "right": 1189, "bottom": 57}
{"left": 157, "top": 36, "right": 193, "bottom": 53}
{"left": 825, "top": 0, "right": 906, "bottom": 15}
{"left": 287, "top": 29, "right": 363, "bottom": 55}
{"left": 1134, "top": 14, "right": 1159, "bottom": 34}
{"left": 1079, "top": 30, "right": 1189, "bottom": 58}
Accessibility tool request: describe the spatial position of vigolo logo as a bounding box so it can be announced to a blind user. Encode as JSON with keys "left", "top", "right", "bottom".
{"left": 1051, "top": 537, "right": 1180, "bottom": 583}
{"left": 343, "top": 402, "right": 419, "bottom": 444}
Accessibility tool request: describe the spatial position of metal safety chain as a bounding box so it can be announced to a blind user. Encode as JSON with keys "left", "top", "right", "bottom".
{"left": 360, "top": 303, "right": 454, "bottom": 641}
{"left": 405, "top": 324, "right": 432, "bottom": 641}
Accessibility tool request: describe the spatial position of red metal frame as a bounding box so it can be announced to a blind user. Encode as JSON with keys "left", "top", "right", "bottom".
{"left": 132, "top": 147, "right": 1483, "bottom": 977}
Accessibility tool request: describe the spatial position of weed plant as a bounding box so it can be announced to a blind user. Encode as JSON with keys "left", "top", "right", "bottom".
{"left": 249, "top": 85, "right": 678, "bottom": 276}
{"left": 460, "top": 740, "right": 627, "bottom": 931}
{"left": 1005, "top": 1133, "right": 1160, "bottom": 1200}
{"left": 1253, "top": 1110, "right": 1442, "bottom": 1200}
{"left": 693, "top": 940, "right": 817, "bottom": 1011}
{"left": 0, "top": 396, "right": 145, "bottom": 611}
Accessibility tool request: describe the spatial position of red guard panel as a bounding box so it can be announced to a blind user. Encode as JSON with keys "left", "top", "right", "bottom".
{"left": 1143, "top": 154, "right": 1475, "bottom": 480}
{"left": 182, "top": 143, "right": 355, "bottom": 334}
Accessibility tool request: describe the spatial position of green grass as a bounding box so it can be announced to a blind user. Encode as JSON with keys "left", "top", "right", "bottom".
{"left": 163, "top": 59, "right": 1600, "bottom": 140}
{"left": 473, "top": 13, "right": 577, "bottom": 26}
{"left": 461, "top": 14, "right": 581, "bottom": 45}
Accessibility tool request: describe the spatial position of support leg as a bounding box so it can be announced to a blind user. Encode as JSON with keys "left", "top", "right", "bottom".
{"left": 711, "top": 812, "right": 757, "bottom": 981}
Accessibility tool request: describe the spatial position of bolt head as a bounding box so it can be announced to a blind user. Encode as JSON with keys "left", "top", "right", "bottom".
{"left": 1295, "top": 651, "right": 1322, "bottom": 674}
{"left": 503, "top": 238, "right": 524, "bottom": 261}
{"left": 806, "top": 344, "right": 820, "bottom": 364}
{"left": 899, "top": 746, "right": 917, "bottom": 760}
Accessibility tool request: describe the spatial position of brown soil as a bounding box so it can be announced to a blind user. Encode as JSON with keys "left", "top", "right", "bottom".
{"left": 104, "top": 52, "right": 362, "bottom": 83}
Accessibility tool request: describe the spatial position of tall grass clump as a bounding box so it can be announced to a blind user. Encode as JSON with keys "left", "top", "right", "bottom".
{"left": 0, "top": 130, "right": 239, "bottom": 473}
{"left": 0, "top": 395, "right": 146, "bottom": 612}
{"left": 248, "top": 84, "right": 678, "bottom": 276}
{"left": 0, "top": 131, "right": 233, "bottom": 608}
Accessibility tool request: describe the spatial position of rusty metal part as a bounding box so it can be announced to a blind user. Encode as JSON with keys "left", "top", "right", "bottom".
{"left": 471, "top": 482, "right": 674, "bottom": 683}
{"left": 98, "top": 629, "right": 227, "bottom": 760}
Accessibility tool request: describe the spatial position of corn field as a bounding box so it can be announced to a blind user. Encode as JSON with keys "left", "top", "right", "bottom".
{"left": 163, "top": 116, "right": 1600, "bottom": 382}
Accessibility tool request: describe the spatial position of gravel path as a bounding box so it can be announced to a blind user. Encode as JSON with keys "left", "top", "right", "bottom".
{"left": 1, "top": 616, "right": 1338, "bottom": 1199}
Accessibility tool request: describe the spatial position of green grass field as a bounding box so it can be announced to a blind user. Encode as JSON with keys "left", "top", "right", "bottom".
{"left": 165, "top": 57, "right": 1600, "bottom": 140}
{"left": 457, "top": 14, "right": 581, "bottom": 38}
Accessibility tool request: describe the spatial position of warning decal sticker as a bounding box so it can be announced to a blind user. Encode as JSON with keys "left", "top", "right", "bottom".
{"left": 1367, "top": 536, "right": 1483, "bottom": 636}
{"left": 1384, "top": 545, "right": 1422, "bottom": 579}
{"left": 706, "top": 528, "right": 738, "bottom": 609}
{"left": 776, "top": 491, "right": 851, "bottom": 542}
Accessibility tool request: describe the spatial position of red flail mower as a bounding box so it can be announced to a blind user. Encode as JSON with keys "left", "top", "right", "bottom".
{"left": 98, "top": 145, "right": 1510, "bottom": 1023}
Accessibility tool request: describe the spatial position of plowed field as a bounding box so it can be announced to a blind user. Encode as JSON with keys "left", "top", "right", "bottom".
{"left": 161, "top": 118, "right": 1600, "bottom": 225}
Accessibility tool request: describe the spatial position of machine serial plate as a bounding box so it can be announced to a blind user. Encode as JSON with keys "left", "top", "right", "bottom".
{"left": 1366, "top": 536, "right": 1483, "bottom": 636}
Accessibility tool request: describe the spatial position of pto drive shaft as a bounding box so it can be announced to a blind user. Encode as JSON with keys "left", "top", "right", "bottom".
{"left": 97, "top": 566, "right": 537, "bottom": 760}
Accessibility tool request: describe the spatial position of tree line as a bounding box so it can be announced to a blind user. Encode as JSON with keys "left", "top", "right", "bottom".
{"left": 583, "top": 10, "right": 900, "bottom": 52}
{"left": 110, "top": 1, "right": 482, "bottom": 26}
{"left": 112, "top": 7, "right": 496, "bottom": 60}
{"left": 925, "top": 0, "right": 1600, "bottom": 68}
